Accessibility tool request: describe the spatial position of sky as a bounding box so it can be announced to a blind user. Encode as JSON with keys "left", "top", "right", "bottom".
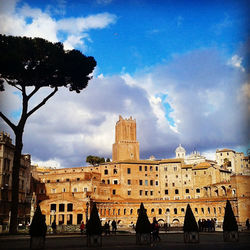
{"left": 0, "top": 0, "right": 249, "bottom": 168}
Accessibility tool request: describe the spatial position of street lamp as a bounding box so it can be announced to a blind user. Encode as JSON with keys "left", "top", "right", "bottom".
{"left": 86, "top": 202, "right": 89, "bottom": 223}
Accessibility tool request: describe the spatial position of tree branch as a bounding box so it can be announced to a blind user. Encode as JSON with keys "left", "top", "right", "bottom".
{"left": 0, "top": 112, "right": 16, "bottom": 132}
{"left": 27, "top": 86, "right": 40, "bottom": 100}
{"left": 27, "top": 87, "right": 58, "bottom": 118}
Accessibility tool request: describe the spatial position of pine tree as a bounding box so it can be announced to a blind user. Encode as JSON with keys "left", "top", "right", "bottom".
{"left": 135, "top": 203, "right": 151, "bottom": 233}
{"left": 223, "top": 200, "right": 238, "bottom": 231}
{"left": 86, "top": 203, "right": 102, "bottom": 235}
{"left": 183, "top": 204, "right": 198, "bottom": 232}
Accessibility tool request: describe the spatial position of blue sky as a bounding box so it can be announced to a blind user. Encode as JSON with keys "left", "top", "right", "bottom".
{"left": 0, "top": 0, "right": 249, "bottom": 167}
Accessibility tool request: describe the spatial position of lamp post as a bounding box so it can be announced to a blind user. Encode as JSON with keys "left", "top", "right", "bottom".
{"left": 86, "top": 202, "right": 89, "bottom": 223}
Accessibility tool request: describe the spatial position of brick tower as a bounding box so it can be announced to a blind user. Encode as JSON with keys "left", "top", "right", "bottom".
{"left": 112, "top": 115, "right": 140, "bottom": 161}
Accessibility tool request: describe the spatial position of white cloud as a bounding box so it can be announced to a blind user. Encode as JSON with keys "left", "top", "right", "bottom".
{"left": 0, "top": 1, "right": 116, "bottom": 51}
{"left": 228, "top": 55, "right": 245, "bottom": 72}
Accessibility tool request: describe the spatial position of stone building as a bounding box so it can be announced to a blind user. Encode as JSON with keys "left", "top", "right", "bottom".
{"left": 0, "top": 132, "right": 32, "bottom": 226}
{"left": 35, "top": 116, "right": 250, "bottom": 229}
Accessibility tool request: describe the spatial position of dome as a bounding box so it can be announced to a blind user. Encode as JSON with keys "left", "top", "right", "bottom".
{"left": 175, "top": 144, "right": 186, "bottom": 153}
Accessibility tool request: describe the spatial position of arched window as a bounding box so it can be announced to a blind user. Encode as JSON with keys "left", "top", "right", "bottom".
{"left": 118, "top": 209, "right": 120, "bottom": 215}
{"left": 175, "top": 189, "right": 179, "bottom": 194}
{"left": 124, "top": 209, "right": 126, "bottom": 215}
{"left": 208, "top": 207, "right": 210, "bottom": 214}
{"left": 104, "top": 169, "right": 108, "bottom": 175}
{"left": 214, "top": 207, "right": 216, "bottom": 214}
{"left": 181, "top": 208, "right": 185, "bottom": 213}
{"left": 159, "top": 208, "right": 162, "bottom": 215}
{"left": 151, "top": 208, "right": 155, "bottom": 214}
{"left": 130, "top": 209, "right": 133, "bottom": 215}
{"left": 166, "top": 208, "right": 170, "bottom": 213}
{"left": 102, "top": 179, "right": 105, "bottom": 184}
{"left": 174, "top": 208, "right": 177, "bottom": 214}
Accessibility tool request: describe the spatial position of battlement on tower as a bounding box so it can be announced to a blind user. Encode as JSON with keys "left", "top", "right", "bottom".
{"left": 112, "top": 115, "right": 139, "bottom": 161}
{"left": 0, "top": 131, "right": 12, "bottom": 145}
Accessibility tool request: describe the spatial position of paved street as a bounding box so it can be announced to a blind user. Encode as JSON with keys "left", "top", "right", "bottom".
{"left": 0, "top": 232, "right": 250, "bottom": 250}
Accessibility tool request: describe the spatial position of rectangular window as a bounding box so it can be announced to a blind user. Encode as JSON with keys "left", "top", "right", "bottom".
{"left": 172, "top": 183, "right": 175, "bottom": 187}
{"left": 145, "top": 180, "right": 148, "bottom": 186}
{"left": 112, "top": 189, "right": 116, "bottom": 195}
{"left": 84, "top": 187, "right": 87, "bottom": 192}
{"left": 62, "top": 188, "right": 66, "bottom": 192}
{"left": 139, "top": 190, "right": 143, "bottom": 196}
{"left": 165, "top": 189, "right": 168, "bottom": 195}
{"left": 113, "top": 180, "right": 118, "bottom": 184}
{"left": 155, "top": 181, "right": 159, "bottom": 186}
{"left": 145, "top": 166, "right": 147, "bottom": 171}
{"left": 59, "top": 203, "right": 65, "bottom": 212}
{"left": 139, "top": 180, "right": 143, "bottom": 185}
{"left": 56, "top": 179, "right": 60, "bottom": 182}
{"left": 104, "top": 169, "right": 108, "bottom": 175}
{"left": 51, "top": 188, "right": 56, "bottom": 193}
{"left": 150, "top": 166, "right": 153, "bottom": 171}
{"left": 127, "top": 168, "right": 131, "bottom": 174}
{"left": 174, "top": 167, "right": 177, "bottom": 171}
{"left": 67, "top": 203, "right": 73, "bottom": 212}
{"left": 139, "top": 166, "right": 142, "bottom": 171}
{"left": 145, "top": 191, "right": 148, "bottom": 196}
{"left": 150, "top": 190, "right": 153, "bottom": 195}
{"left": 128, "top": 190, "right": 131, "bottom": 195}
{"left": 127, "top": 179, "right": 131, "bottom": 185}
{"left": 186, "top": 189, "right": 189, "bottom": 193}
{"left": 77, "top": 178, "right": 80, "bottom": 181}
{"left": 156, "top": 166, "right": 158, "bottom": 171}
{"left": 150, "top": 180, "right": 153, "bottom": 186}
{"left": 50, "top": 204, "right": 56, "bottom": 212}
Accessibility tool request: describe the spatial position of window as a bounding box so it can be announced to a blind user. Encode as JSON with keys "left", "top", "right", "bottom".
{"left": 159, "top": 208, "right": 162, "bottom": 215}
{"left": 127, "top": 179, "right": 131, "bottom": 185}
{"left": 113, "top": 169, "right": 117, "bottom": 174}
{"left": 175, "top": 189, "right": 179, "bottom": 194}
{"left": 112, "top": 189, "right": 116, "bottom": 195}
{"left": 56, "top": 179, "right": 60, "bottom": 182}
{"left": 139, "top": 190, "right": 143, "bottom": 196}
{"left": 145, "top": 166, "right": 147, "bottom": 171}
{"left": 139, "top": 166, "right": 142, "bottom": 171}
{"left": 156, "top": 166, "right": 158, "bottom": 171}
{"left": 104, "top": 169, "right": 108, "bottom": 175}
{"left": 196, "top": 188, "right": 200, "bottom": 193}
{"left": 67, "top": 203, "right": 73, "bottom": 212}
{"left": 151, "top": 208, "right": 155, "bottom": 213}
{"left": 139, "top": 180, "right": 143, "bottom": 185}
{"left": 124, "top": 209, "right": 126, "bottom": 215}
{"left": 107, "top": 180, "right": 110, "bottom": 184}
{"left": 195, "top": 208, "right": 198, "bottom": 213}
{"left": 201, "top": 208, "right": 204, "bottom": 214}
{"left": 165, "top": 189, "right": 168, "bottom": 195}
{"left": 176, "top": 175, "right": 178, "bottom": 178}
{"left": 66, "top": 178, "right": 69, "bottom": 181}
{"left": 174, "top": 167, "right": 177, "bottom": 171}
{"left": 166, "top": 208, "right": 170, "bottom": 213}
{"left": 150, "top": 166, "right": 153, "bottom": 171}
{"left": 204, "top": 171, "right": 206, "bottom": 175}
{"left": 174, "top": 208, "right": 177, "bottom": 214}
{"left": 130, "top": 209, "right": 133, "bottom": 215}
{"left": 145, "top": 180, "right": 148, "bottom": 186}
{"left": 62, "top": 188, "right": 66, "bottom": 192}
{"left": 113, "top": 180, "right": 118, "bottom": 184}
{"left": 164, "top": 167, "right": 167, "bottom": 171}
{"left": 128, "top": 190, "right": 131, "bottom": 195}
{"left": 47, "top": 180, "right": 50, "bottom": 183}
{"left": 208, "top": 207, "right": 210, "bottom": 214}
{"left": 214, "top": 207, "right": 216, "bottom": 214}
{"left": 50, "top": 204, "right": 56, "bottom": 211}
{"left": 51, "top": 188, "right": 56, "bottom": 193}
{"left": 127, "top": 168, "right": 131, "bottom": 174}
{"left": 185, "top": 189, "right": 189, "bottom": 193}
{"left": 172, "top": 183, "right": 175, "bottom": 187}
{"left": 102, "top": 180, "right": 105, "bottom": 184}
{"left": 150, "top": 180, "right": 153, "bottom": 186}
{"left": 165, "top": 183, "right": 168, "bottom": 187}
{"left": 194, "top": 171, "right": 196, "bottom": 175}
{"left": 59, "top": 203, "right": 65, "bottom": 212}
{"left": 145, "top": 191, "right": 148, "bottom": 196}
{"left": 155, "top": 181, "right": 159, "bottom": 186}
{"left": 150, "top": 190, "right": 153, "bottom": 195}
{"left": 181, "top": 208, "right": 185, "bottom": 213}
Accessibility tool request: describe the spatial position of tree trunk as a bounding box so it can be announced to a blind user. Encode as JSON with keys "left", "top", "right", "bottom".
{"left": 9, "top": 130, "right": 23, "bottom": 234}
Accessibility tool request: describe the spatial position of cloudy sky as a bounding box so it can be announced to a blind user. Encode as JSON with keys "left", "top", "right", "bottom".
{"left": 0, "top": 0, "right": 249, "bottom": 168}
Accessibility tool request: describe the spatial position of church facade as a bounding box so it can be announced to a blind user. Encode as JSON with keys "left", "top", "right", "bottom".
{"left": 34, "top": 116, "right": 250, "bottom": 228}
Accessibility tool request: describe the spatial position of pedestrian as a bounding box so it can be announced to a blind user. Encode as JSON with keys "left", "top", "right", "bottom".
{"left": 80, "top": 221, "right": 85, "bottom": 234}
{"left": 246, "top": 218, "right": 250, "bottom": 230}
{"left": 111, "top": 220, "right": 117, "bottom": 234}
{"left": 104, "top": 222, "right": 110, "bottom": 235}
{"left": 198, "top": 219, "right": 202, "bottom": 232}
{"left": 51, "top": 220, "right": 56, "bottom": 234}
{"left": 152, "top": 217, "right": 161, "bottom": 242}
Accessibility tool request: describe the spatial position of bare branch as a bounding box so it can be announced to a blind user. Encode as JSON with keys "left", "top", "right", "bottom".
{"left": 27, "top": 86, "right": 40, "bottom": 100}
{"left": 27, "top": 87, "right": 58, "bottom": 118}
{"left": 0, "top": 112, "right": 16, "bottom": 132}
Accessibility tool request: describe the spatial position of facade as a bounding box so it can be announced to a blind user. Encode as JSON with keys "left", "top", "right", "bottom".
{"left": 0, "top": 132, "right": 33, "bottom": 225}
{"left": 34, "top": 116, "right": 250, "bottom": 229}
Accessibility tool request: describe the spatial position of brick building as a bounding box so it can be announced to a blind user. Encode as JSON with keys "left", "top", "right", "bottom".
{"left": 34, "top": 116, "right": 250, "bottom": 228}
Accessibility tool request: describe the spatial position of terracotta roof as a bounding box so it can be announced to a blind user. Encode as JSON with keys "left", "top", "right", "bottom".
{"left": 216, "top": 148, "right": 235, "bottom": 153}
{"left": 192, "top": 162, "right": 211, "bottom": 169}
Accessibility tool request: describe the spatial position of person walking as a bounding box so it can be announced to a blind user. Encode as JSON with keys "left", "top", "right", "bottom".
{"left": 246, "top": 218, "right": 250, "bottom": 230}
{"left": 111, "top": 220, "right": 117, "bottom": 234}
{"left": 51, "top": 220, "right": 56, "bottom": 234}
{"left": 80, "top": 221, "right": 85, "bottom": 234}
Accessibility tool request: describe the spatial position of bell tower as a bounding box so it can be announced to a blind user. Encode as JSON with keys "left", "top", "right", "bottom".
{"left": 112, "top": 116, "right": 140, "bottom": 161}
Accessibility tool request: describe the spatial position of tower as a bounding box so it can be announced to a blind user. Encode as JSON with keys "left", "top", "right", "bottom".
{"left": 175, "top": 144, "right": 186, "bottom": 159}
{"left": 112, "top": 116, "right": 140, "bottom": 161}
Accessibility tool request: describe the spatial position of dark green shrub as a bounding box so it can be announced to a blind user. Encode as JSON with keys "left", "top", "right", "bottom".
{"left": 86, "top": 203, "right": 102, "bottom": 235}
{"left": 135, "top": 203, "right": 151, "bottom": 233}
{"left": 223, "top": 200, "right": 238, "bottom": 231}
{"left": 29, "top": 205, "right": 47, "bottom": 237}
{"left": 183, "top": 204, "right": 198, "bottom": 232}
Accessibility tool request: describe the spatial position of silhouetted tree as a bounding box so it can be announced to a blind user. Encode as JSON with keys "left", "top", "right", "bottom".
{"left": 183, "top": 204, "right": 198, "bottom": 232}
{"left": 136, "top": 203, "right": 151, "bottom": 233}
{"left": 86, "top": 203, "right": 102, "bottom": 235}
{"left": 106, "top": 158, "right": 111, "bottom": 162}
{"left": 223, "top": 200, "right": 238, "bottom": 231}
{"left": 0, "top": 34, "right": 96, "bottom": 233}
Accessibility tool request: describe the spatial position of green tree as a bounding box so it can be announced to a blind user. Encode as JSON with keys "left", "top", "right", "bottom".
{"left": 0, "top": 34, "right": 96, "bottom": 234}
{"left": 86, "top": 155, "right": 105, "bottom": 166}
